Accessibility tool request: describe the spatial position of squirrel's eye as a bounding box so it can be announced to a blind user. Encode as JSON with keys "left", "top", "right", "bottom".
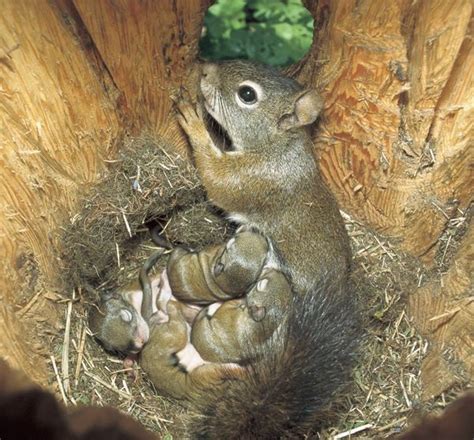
{"left": 237, "top": 86, "right": 257, "bottom": 104}
{"left": 120, "top": 309, "right": 133, "bottom": 323}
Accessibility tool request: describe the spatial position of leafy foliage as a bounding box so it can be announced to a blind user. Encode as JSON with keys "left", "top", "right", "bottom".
{"left": 200, "top": 0, "right": 314, "bottom": 66}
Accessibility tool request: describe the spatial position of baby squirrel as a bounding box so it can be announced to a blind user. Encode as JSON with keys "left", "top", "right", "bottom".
{"left": 162, "top": 230, "right": 289, "bottom": 365}
{"left": 176, "top": 60, "right": 360, "bottom": 439}
{"left": 140, "top": 296, "right": 246, "bottom": 401}
{"left": 87, "top": 251, "right": 198, "bottom": 356}
{"left": 191, "top": 268, "right": 291, "bottom": 364}
{"left": 88, "top": 231, "right": 276, "bottom": 361}
{"left": 88, "top": 281, "right": 153, "bottom": 356}
{"left": 167, "top": 230, "right": 269, "bottom": 303}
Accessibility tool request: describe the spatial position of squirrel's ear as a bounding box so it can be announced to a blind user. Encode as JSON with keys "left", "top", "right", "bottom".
{"left": 278, "top": 90, "right": 323, "bottom": 130}
{"left": 249, "top": 305, "right": 266, "bottom": 322}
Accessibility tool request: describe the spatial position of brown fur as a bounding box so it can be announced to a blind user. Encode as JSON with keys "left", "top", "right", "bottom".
{"left": 188, "top": 278, "right": 360, "bottom": 439}
{"left": 191, "top": 268, "right": 291, "bottom": 363}
{"left": 168, "top": 230, "right": 269, "bottom": 303}
{"left": 396, "top": 392, "right": 474, "bottom": 440}
{"left": 139, "top": 301, "right": 246, "bottom": 400}
{"left": 178, "top": 60, "right": 351, "bottom": 293}
{"left": 176, "top": 60, "right": 361, "bottom": 438}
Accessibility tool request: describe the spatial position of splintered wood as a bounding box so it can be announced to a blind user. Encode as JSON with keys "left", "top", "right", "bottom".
{"left": 0, "top": 0, "right": 120, "bottom": 383}
{"left": 73, "top": 0, "right": 206, "bottom": 144}
{"left": 304, "top": 0, "right": 473, "bottom": 260}
{"left": 408, "top": 224, "right": 473, "bottom": 399}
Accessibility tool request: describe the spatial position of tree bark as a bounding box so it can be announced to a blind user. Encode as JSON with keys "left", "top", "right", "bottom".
{"left": 300, "top": 0, "right": 472, "bottom": 261}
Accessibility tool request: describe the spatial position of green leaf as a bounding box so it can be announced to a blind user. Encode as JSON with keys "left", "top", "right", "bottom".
{"left": 200, "top": 0, "right": 314, "bottom": 66}
{"left": 274, "top": 23, "right": 293, "bottom": 40}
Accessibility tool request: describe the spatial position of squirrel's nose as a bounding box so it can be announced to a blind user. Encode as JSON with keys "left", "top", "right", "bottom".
{"left": 201, "top": 62, "right": 217, "bottom": 80}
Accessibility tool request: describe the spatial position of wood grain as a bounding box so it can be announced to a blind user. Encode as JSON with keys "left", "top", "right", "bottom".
{"left": 0, "top": 0, "right": 472, "bottom": 394}
{"left": 408, "top": 224, "right": 473, "bottom": 399}
{"left": 303, "top": 0, "right": 473, "bottom": 259}
{"left": 0, "top": 0, "right": 120, "bottom": 382}
{"left": 73, "top": 0, "right": 209, "bottom": 141}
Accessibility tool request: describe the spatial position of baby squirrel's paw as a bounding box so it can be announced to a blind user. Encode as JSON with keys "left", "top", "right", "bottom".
{"left": 175, "top": 343, "right": 207, "bottom": 372}
{"left": 123, "top": 354, "right": 140, "bottom": 381}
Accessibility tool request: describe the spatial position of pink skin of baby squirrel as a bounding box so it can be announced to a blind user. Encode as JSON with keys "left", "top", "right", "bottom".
{"left": 124, "top": 269, "right": 203, "bottom": 376}
{"left": 175, "top": 339, "right": 241, "bottom": 373}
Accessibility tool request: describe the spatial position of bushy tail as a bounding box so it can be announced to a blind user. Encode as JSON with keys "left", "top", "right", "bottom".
{"left": 188, "top": 277, "right": 361, "bottom": 439}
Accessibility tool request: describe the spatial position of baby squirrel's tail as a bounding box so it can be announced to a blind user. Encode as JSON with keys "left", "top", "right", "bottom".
{"left": 188, "top": 276, "right": 361, "bottom": 439}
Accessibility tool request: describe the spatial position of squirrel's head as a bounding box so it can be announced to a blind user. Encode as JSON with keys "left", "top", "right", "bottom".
{"left": 213, "top": 231, "right": 269, "bottom": 295}
{"left": 88, "top": 294, "right": 149, "bottom": 355}
{"left": 200, "top": 60, "right": 323, "bottom": 151}
{"left": 246, "top": 268, "right": 292, "bottom": 322}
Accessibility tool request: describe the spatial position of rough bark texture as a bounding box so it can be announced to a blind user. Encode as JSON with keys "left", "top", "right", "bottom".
{"left": 408, "top": 224, "right": 473, "bottom": 400}
{"left": 0, "top": 0, "right": 120, "bottom": 383}
{"left": 300, "top": 0, "right": 472, "bottom": 261}
{"left": 0, "top": 0, "right": 471, "bottom": 398}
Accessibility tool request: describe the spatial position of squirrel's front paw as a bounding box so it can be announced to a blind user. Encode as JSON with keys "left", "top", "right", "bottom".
{"left": 176, "top": 100, "right": 205, "bottom": 136}
{"left": 176, "top": 99, "right": 217, "bottom": 154}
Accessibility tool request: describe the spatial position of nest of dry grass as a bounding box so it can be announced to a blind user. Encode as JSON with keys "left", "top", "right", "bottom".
{"left": 51, "top": 135, "right": 469, "bottom": 439}
{"left": 61, "top": 136, "right": 230, "bottom": 294}
{"left": 54, "top": 135, "right": 234, "bottom": 436}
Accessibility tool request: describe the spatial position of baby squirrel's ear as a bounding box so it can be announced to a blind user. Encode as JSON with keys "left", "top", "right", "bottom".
{"left": 101, "top": 290, "right": 114, "bottom": 302}
{"left": 249, "top": 305, "right": 266, "bottom": 322}
{"left": 278, "top": 90, "right": 323, "bottom": 130}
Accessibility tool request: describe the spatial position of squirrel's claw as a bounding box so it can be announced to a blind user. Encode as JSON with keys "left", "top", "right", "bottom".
{"left": 176, "top": 99, "right": 199, "bottom": 122}
{"left": 176, "top": 100, "right": 213, "bottom": 154}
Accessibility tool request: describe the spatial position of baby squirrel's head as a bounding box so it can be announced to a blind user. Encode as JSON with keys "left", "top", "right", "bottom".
{"left": 213, "top": 231, "right": 269, "bottom": 296}
{"left": 200, "top": 60, "right": 323, "bottom": 151}
{"left": 246, "top": 268, "right": 292, "bottom": 323}
{"left": 88, "top": 293, "right": 149, "bottom": 355}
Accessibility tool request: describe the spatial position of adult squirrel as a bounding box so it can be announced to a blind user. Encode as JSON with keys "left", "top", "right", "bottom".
{"left": 176, "top": 60, "right": 361, "bottom": 438}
